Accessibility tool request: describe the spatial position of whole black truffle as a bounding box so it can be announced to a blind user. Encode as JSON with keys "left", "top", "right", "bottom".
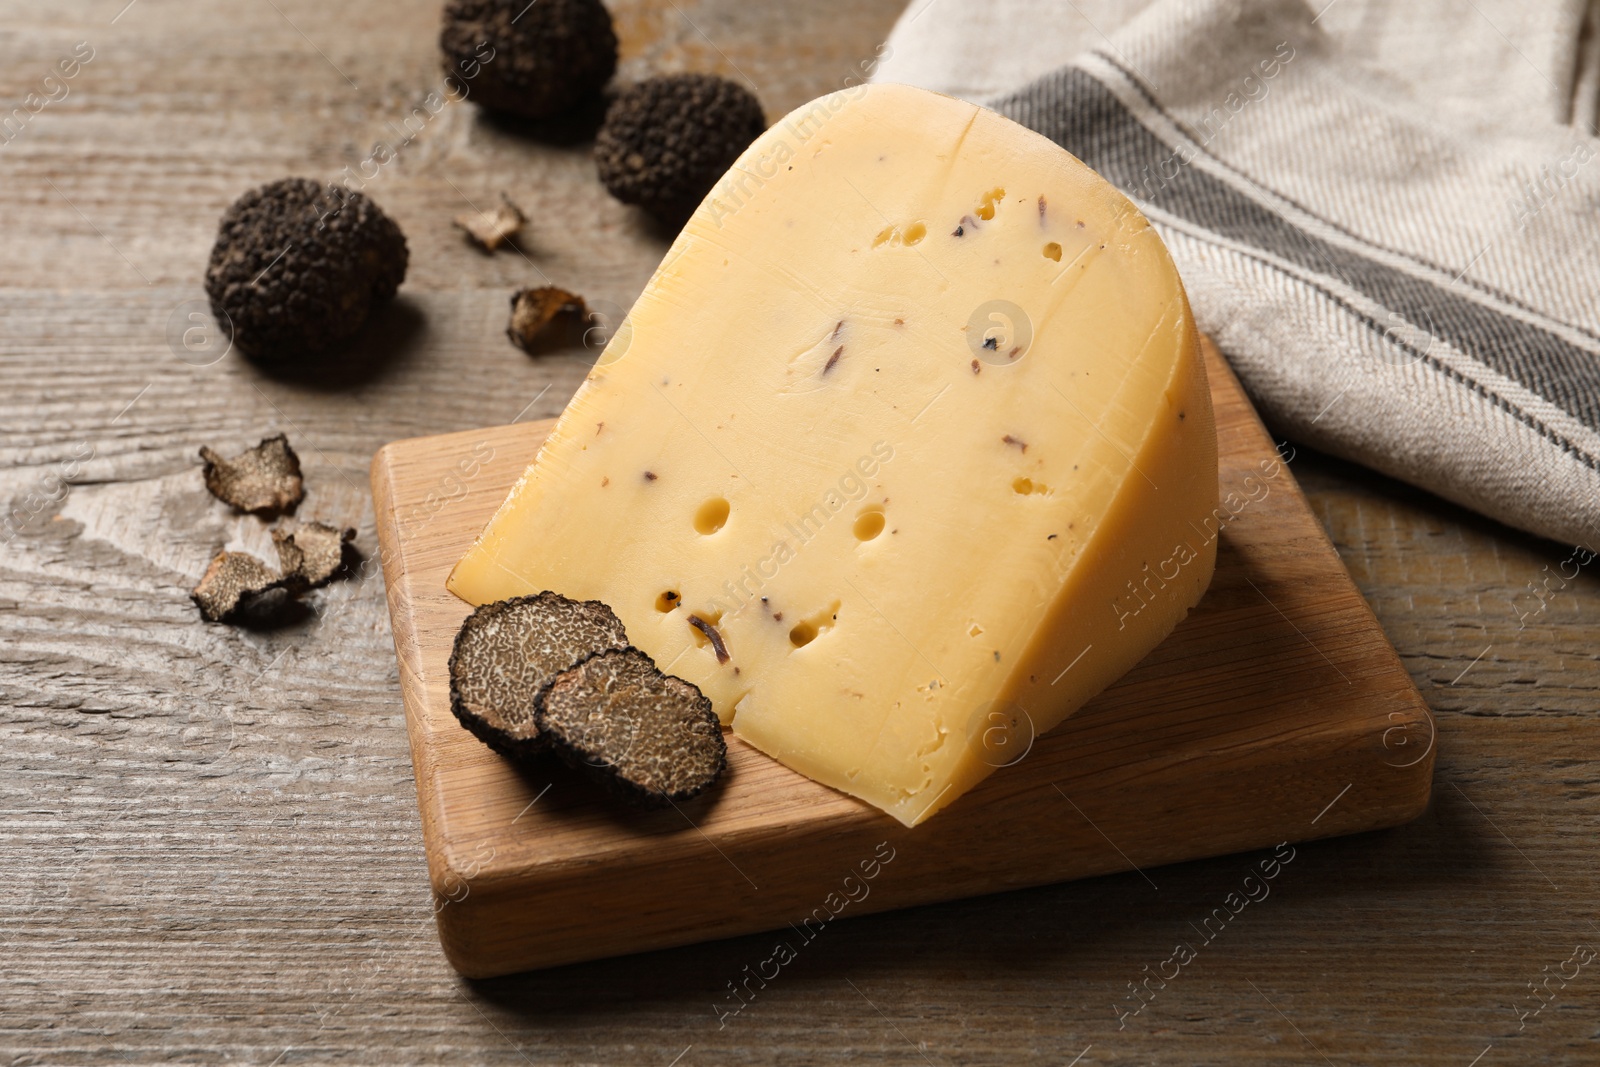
{"left": 595, "top": 73, "right": 766, "bottom": 223}
{"left": 205, "top": 178, "right": 407, "bottom": 362}
{"left": 441, "top": 0, "right": 617, "bottom": 119}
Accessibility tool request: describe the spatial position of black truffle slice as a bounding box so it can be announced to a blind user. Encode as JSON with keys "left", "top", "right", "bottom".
{"left": 441, "top": 0, "right": 617, "bottom": 120}
{"left": 538, "top": 649, "right": 727, "bottom": 807}
{"left": 507, "top": 285, "right": 589, "bottom": 353}
{"left": 448, "top": 593, "right": 629, "bottom": 761}
{"left": 594, "top": 73, "right": 766, "bottom": 224}
{"left": 272, "top": 520, "right": 357, "bottom": 591}
{"left": 205, "top": 177, "right": 408, "bottom": 362}
{"left": 454, "top": 195, "right": 525, "bottom": 252}
{"left": 191, "top": 550, "right": 288, "bottom": 623}
{"left": 200, "top": 434, "right": 304, "bottom": 517}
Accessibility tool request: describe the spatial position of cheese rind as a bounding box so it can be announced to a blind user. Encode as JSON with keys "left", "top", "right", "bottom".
{"left": 448, "top": 84, "right": 1218, "bottom": 826}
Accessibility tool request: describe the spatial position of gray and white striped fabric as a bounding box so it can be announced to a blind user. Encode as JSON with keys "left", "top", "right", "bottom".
{"left": 876, "top": 0, "right": 1600, "bottom": 551}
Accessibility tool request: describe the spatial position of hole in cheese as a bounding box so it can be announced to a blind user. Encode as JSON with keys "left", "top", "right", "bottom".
{"left": 694, "top": 497, "right": 730, "bottom": 534}
{"left": 655, "top": 590, "right": 680, "bottom": 613}
{"left": 873, "top": 222, "right": 929, "bottom": 248}
{"left": 789, "top": 600, "right": 842, "bottom": 649}
{"left": 1043, "top": 242, "right": 1062, "bottom": 261}
{"left": 853, "top": 509, "right": 886, "bottom": 541}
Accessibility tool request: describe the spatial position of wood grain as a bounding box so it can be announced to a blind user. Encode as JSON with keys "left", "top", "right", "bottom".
{"left": 2, "top": 0, "right": 1598, "bottom": 1063}
{"left": 370, "top": 339, "right": 1435, "bottom": 978}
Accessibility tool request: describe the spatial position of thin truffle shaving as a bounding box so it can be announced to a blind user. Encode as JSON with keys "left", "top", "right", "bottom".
{"left": 191, "top": 550, "right": 288, "bottom": 623}
{"left": 455, "top": 196, "right": 526, "bottom": 252}
{"left": 273, "top": 520, "right": 357, "bottom": 591}
{"left": 200, "top": 434, "right": 304, "bottom": 517}
{"left": 507, "top": 286, "right": 589, "bottom": 353}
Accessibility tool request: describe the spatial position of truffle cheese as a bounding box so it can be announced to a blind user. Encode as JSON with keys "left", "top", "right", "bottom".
{"left": 448, "top": 83, "right": 1218, "bottom": 826}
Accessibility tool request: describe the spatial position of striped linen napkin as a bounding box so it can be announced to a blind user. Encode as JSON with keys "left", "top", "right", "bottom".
{"left": 874, "top": 0, "right": 1600, "bottom": 551}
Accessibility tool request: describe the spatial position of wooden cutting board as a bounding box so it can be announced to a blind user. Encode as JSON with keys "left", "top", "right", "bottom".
{"left": 370, "top": 339, "right": 1435, "bottom": 979}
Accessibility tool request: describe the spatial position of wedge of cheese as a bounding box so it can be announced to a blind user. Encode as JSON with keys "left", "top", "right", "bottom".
{"left": 448, "top": 83, "right": 1217, "bottom": 826}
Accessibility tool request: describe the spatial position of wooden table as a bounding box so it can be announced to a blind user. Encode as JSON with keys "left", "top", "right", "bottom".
{"left": 2, "top": 1, "right": 1595, "bottom": 1063}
